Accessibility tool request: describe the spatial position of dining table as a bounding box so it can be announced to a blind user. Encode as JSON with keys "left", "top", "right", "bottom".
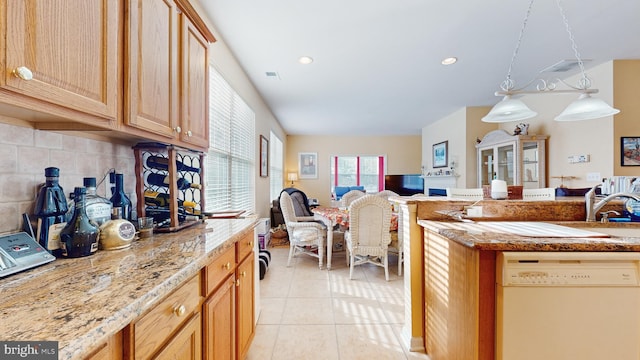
{"left": 311, "top": 206, "right": 398, "bottom": 270}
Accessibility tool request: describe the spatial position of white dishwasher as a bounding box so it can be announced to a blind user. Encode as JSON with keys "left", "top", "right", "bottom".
{"left": 497, "top": 252, "right": 640, "bottom": 360}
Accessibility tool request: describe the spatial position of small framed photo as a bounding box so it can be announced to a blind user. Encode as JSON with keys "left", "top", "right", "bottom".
{"left": 260, "top": 135, "right": 269, "bottom": 177}
{"left": 432, "top": 141, "right": 448, "bottom": 168}
{"left": 298, "top": 152, "right": 318, "bottom": 179}
{"left": 621, "top": 137, "right": 640, "bottom": 166}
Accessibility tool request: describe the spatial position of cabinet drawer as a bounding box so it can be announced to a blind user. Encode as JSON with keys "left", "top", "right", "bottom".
{"left": 236, "top": 232, "right": 254, "bottom": 262}
{"left": 203, "top": 245, "right": 235, "bottom": 297}
{"left": 134, "top": 274, "right": 201, "bottom": 359}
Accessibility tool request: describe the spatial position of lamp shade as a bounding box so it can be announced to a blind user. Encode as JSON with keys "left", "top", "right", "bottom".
{"left": 287, "top": 172, "right": 298, "bottom": 182}
{"left": 554, "top": 93, "right": 620, "bottom": 121}
{"left": 482, "top": 95, "right": 538, "bottom": 123}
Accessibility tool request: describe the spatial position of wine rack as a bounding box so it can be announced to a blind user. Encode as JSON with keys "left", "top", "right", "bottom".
{"left": 133, "top": 142, "right": 205, "bottom": 232}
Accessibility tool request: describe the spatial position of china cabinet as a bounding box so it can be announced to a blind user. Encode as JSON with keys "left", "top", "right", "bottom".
{"left": 476, "top": 130, "right": 547, "bottom": 188}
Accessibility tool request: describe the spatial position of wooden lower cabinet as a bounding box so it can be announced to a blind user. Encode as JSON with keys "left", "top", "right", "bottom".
{"left": 84, "top": 331, "right": 123, "bottom": 360}
{"left": 154, "top": 313, "right": 202, "bottom": 360}
{"left": 203, "top": 275, "right": 236, "bottom": 360}
{"left": 423, "top": 228, "right": 496, "bottom": 360}
{"left": 236, "top": 252, "right": 255, "bottom": 360}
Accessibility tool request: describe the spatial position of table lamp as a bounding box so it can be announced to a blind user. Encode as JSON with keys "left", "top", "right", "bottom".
{"left": 287, "top": 172, "right": 298, "bottom": 187}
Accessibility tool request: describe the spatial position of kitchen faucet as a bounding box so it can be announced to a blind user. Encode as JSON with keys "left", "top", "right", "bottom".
{"left": 585, "top": 184, "right": 640, "bottom": 222}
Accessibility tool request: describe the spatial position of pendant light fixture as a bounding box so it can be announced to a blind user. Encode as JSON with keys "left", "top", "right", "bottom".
{"left": 482, "top": 0, "right": 620, "bottom": 123}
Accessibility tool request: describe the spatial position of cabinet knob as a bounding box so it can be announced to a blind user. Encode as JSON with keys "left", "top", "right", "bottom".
{"left": 186, "top": 130, "right": 192, "bottom": 137}
{"left": 13, "top": 66, "right": 33, "bottom": 81}
{"left": 173, "top": 304, "right": 186, "bottom": 317}
{"left": 240, "top": 271, "right": 247, "bottom": 278}
{"left": 235, "top": 279, "right": 240, "bottom": 287}
{"left": 173, "top": 126, "right": 182, "bottom": 134}
{"left": 223, "top": 262, "right": 231, "bottom": 270}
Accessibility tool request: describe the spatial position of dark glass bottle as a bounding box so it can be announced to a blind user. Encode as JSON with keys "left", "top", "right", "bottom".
{"left": 146, "top": 173, "right": 201, "bottom": 190}
{"left": 146, "top": 155, "right": 201, "bottom": 173}
{"left": 109, "top": 173, "right": 132, "bottom": 221}
{"left": 59, "top": 187, "right": 99, "bottom": 258}
{"left": 33, "top": 167, "right": 68, "bottom": 256}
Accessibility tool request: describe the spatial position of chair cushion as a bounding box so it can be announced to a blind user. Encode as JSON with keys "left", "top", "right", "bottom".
{"left": 293, "top": 228, "right": 323, "bottom": 243}
{"left": 349, "top": 186, "right": 365, "bottom": 192}
{"left": 334, "top": 186, "right": 350, "bottom": 200}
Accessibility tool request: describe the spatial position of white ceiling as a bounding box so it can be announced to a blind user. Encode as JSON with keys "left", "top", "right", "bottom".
{"left": 199, "top": 0, "right": 640, "bottom": 136}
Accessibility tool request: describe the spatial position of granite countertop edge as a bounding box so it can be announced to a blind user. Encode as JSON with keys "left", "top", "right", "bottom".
{"left": 0, "top": 217, "right": 258, "bottom": 360}
{"left": 418, "top": 219, "right": 640, "bottom": 252}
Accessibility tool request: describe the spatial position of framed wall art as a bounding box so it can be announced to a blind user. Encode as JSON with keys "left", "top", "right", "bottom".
{"left": 260, "top": 135, "right": 269, "bottom": 177}
{"left": 432, "top": 141, "right": 448, "bottom": 168}
{"left": 621, "top": 137, "right": 640, "bottom": 166}
{"left": 298, "top": 152, "right": 318, "bottom": 179}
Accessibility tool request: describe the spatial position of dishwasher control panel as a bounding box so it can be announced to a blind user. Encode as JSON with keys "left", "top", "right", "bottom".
{"left": 497, "top": 252, "right": 640, "bottom": 286}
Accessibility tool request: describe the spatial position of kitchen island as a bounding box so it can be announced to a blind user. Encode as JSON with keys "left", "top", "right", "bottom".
{"left": 418, "top": 218, "right": 640, "bottom": 360}
{"left": 0, "top": 217, "right": 257, "bottom": 360}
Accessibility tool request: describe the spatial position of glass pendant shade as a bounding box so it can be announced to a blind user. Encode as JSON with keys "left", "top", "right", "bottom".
{"left": 482, "top": 95, "right": 538, "bottom": 123}
{"left": 554, "top": 93, "right": 620, "bottom": 121}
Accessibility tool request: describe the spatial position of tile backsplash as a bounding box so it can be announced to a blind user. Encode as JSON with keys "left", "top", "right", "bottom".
{"left": 0, "top": 122, "right": 137, "bottom": 234}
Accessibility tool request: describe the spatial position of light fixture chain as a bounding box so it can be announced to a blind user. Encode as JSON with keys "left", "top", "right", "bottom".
{"left": 502, "top": 0, "right": 536, "bottom": 92}
{"left": 556, "top": 0, "right": 590, "bottom": 89}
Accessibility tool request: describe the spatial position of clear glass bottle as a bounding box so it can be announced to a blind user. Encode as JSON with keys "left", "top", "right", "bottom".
{"left": 60, "top": 187, "right": 99, "bottom": 258}
{"left": 110, "top": 173, "right": 132, "bottom": 221}
{"left": 67, "top": 177, "right": 113, "bottom": 226}
{"left": 33, "top": 167, "right": 68, "bottom": 256}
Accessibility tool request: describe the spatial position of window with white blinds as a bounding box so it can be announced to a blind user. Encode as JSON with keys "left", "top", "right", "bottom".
{"left": 269, "top": 131, "right": 284, "bottom": 201}
{"left": 206, "top": 66, "right": 255, "bottom": 213}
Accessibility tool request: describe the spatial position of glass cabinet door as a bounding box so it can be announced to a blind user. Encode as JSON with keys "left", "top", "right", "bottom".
{"left": 497, "top": 144, "right": 515, "bottom": 185}
{"left": 479, "top": 148, "right": 494, "bottom": 185}
{"left": 522, "top": 141, "right": 540, "bottom": 188}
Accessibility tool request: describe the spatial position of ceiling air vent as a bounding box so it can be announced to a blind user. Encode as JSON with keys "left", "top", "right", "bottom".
{"left": 265, "top": 71, "right": 280, "bottom": 79}
{"left": 539, "top": 59, "right": 592, "bottom": 73}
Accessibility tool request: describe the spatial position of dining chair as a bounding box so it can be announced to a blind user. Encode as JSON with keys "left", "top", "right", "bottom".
{"left": 376, "top": 190, "right": 399, "bottom": 200}
{"left": 446, "top": 188, "right": 484, "bottom": 201}
{"left": 280, "top": 192, "right": 327, "bottom": 269}
{"left": 345, "top": 195, "right": 392, "bottom": 281}
{"left": 341, "top": 190, "right": 365, "bottom": 206}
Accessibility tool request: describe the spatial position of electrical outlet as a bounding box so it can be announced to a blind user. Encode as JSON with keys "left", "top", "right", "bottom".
{"left": 586, "top": 172, "right": 601, "bottom": 182}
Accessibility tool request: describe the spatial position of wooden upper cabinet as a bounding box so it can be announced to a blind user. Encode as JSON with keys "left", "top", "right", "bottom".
{"left": 125, "top": 0, "right": 180, "bottom": 139}
{"left": 2, "top": 0, "right": 119, "bottom": 122}
{"left": 179, "top": 13, "right": 209, "bottom": 149}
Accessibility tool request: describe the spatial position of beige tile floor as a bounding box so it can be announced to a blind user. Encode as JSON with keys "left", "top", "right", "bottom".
{"left": 248, "top": 245, "right": 431, "bottom": 360}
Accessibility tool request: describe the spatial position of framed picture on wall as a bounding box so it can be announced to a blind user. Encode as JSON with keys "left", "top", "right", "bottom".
{"left": 260, "top": 135, "right": 269, "bottom": 177}
{"left": 432, "top": 141, "right": 448, "bottom": 168}
{"left": 298, "top": 152, "right": 318, "bottom": 179}
{"left": 621, "top": 137, "right": 640, "bottom": 166}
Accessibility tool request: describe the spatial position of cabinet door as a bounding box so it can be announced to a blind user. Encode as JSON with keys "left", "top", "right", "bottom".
{"left": 153, "top": 312, "right": 202, "bottom": 360}
{"left": 496, "top": 143, "right": 515, "bottom": 185}
{"left": 125, "top": 0, "right": 179, "bottom": 138}
{"left": 3, "top": 0, "right": 119, "bottom": 121}
{"left": 236, "top": 252, "right": 255, "bottom": 360}
{"left": 203, "top": 275, "right": 235, "bottom": 360}
{"left": 179, "top": 13, "right": 209, "bottom": 149}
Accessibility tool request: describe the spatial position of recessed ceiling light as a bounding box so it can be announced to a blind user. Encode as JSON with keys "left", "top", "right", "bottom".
{"left": 298, "top": 56, "right": 314, "bottom": 65}
{"left": 441, "top": 57, "right": 458, "bottom": 65}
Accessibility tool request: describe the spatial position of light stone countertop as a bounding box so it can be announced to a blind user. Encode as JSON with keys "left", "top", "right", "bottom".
{"left": 418, "top": 220, "right": 640, "bottom": 251}
{"left": 0, "top": 217, "right": 258, "bottom": 360}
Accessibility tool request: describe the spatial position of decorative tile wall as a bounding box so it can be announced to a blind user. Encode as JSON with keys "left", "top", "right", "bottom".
{"left": 0, "top": 122, "right": 137, "bottom": 234}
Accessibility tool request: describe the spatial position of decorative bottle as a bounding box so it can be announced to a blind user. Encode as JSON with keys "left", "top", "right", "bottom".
{"left": 59, "top": 187, "right": 99, "bottom": 258}
{"left": 110, "top": 173, "right": 132, "bottom": 221}
{"left": 67, "top": 177, "right": 113, "bottom": 226}
{"left": 33, "top": 167, "right": 68, "bottom": 256}
{"left": 144, "top": 190, "right": 197, "bottom": 208}
{"left": 146, "top": 173, "right": 201, "bottom": 190}
{"left": 146, "top": 155, "right": 201, "bottom": 173}
{"left": 99, "top": 208, "right": 136, "bottom": 250}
